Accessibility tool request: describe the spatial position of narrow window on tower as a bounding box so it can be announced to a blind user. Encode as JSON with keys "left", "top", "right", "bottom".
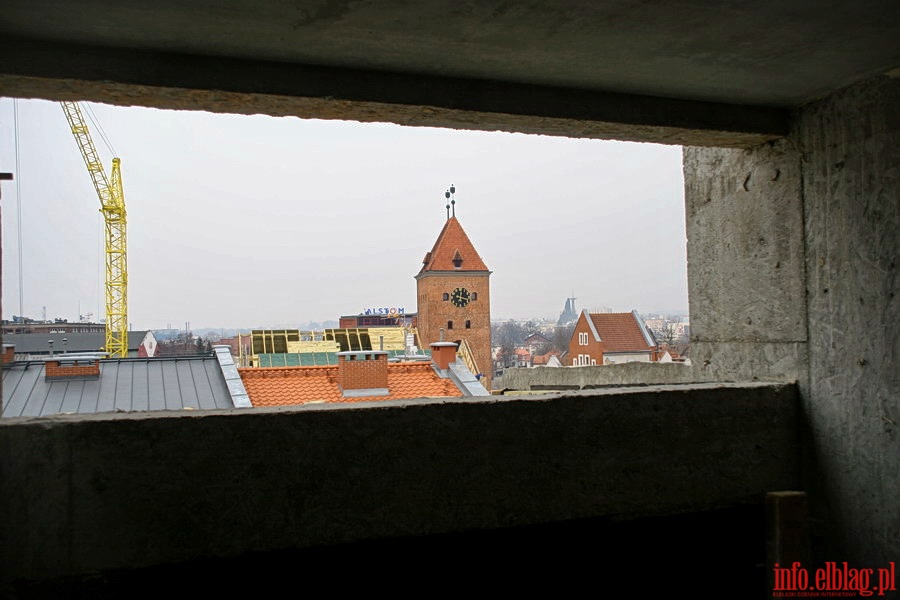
{"left": 465, "top": 320, "right": 471, "bottom": 329}
{"left": 442, "top": 293, "right": 449, "bottom": 301}
{"left": 471, "top": 292, "right": 478, "bottom": 301}
{"left": 447, "top": 321, "right": 453, "bottom": 330}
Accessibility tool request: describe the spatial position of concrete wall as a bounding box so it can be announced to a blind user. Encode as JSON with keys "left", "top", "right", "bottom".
{"left": 0, "top": 383, "right": 799, "bottom": 583}
{"left": 499, "top": 362, "right": 696, "bottom": 391}
{"left": 798, "top": 75, "right": 900, "bottom": 564}
{"left": 684, "top": 74, "right": 899, "bottom": 564}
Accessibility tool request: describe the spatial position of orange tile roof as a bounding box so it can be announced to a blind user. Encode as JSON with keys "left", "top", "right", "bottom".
{"left": 239, "top": 362, "right": 464, "bottom": 407}
{"left": 588, "top": 312, "right": 656, "bottom": 353}
{"left": 418, "top": 216, "right": 489, "bottom": 273}
{"left": 532, "top": 351, "right": 560, "bottom": 365}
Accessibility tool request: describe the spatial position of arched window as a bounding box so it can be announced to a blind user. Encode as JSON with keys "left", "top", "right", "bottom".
{"left": 442, "top": 293, "right": 449, "bottom": 301}
{"left": 465, "top": 320, "right": 471, "bottom": 329}
{"left": 447, "top": 321, "right": 453, "bottom": 330}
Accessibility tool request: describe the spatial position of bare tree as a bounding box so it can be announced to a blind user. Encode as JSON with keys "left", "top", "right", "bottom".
{"left": 652, "top": 322, "right": 677, "bottom": 347}
{"left": 551, "top": 324, "right": 575, "bottom": 354}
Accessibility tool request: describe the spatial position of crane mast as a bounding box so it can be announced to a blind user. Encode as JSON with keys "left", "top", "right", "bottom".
{"left": 60, "top": 102, "right": 128, "bottom": 358}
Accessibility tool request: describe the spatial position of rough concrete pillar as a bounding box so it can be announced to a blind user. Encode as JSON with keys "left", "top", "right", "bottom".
{"left": 796, "top": 74, "right": 900, "bottom": 565}
{"left": 682, "top": 141, "right": 808, "bottom": 383}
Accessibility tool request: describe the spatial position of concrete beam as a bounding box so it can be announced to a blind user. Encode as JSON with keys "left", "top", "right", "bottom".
{"left": 0, "top": 36, "right": 788, "bottom": 148}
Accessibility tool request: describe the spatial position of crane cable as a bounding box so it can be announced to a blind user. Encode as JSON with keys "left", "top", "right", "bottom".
{"left": 83, "top": 102, "right": 118, "bottom": 158}
{"left": 13, "top": 99, "right": 24, "bottom": 318}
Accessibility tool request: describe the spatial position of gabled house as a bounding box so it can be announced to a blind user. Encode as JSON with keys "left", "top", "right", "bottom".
{"left": 532, "top": 351, "right": 562, "bottom": 368}
{"left": 522, "top": 331, "right": 552, "bottom": 354}
{"left": 567, "top": 309, "right": 659, "bottom": 366}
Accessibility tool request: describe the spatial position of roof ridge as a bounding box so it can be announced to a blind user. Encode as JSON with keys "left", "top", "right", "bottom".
{"left": 418, "top": 216, "right": 489, "bottom": 273}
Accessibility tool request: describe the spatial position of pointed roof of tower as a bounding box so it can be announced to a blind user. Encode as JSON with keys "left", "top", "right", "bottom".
{"left": 418, "top": 216, "right": 489, "bottom": 274}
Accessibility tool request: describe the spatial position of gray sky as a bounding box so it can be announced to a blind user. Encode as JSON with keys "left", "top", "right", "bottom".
{"left": 1, "top": 98, "right": 687, "bottom": 330}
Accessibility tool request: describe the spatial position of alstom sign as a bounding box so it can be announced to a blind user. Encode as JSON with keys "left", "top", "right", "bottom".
{"left": 362, "top": 307, "right": 406, "bottom": 316}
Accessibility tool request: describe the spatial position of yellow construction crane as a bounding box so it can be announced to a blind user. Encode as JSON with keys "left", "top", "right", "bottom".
{"left": 60, "top": 102, "right": 128, "bottom": 358}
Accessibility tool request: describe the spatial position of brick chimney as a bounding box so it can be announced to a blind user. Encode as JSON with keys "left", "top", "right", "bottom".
{"left": 430, "top": 341, "right": 458, "bottom": 370}
{"left": 337, "top": 351, "right": 389, "bottom": 397}
{"left": 2, "top": 344, "right": 15, "bottom": 364}
{"left": 44, "top": 355, "right": 102, "bottom": 380}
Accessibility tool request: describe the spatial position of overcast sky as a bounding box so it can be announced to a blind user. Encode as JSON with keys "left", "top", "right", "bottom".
{"left": 0, "top": 98, "right": 687, "bottom": 331}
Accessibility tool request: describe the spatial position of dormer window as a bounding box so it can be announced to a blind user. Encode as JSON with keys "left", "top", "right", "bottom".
{"left": 452, "top": 250, "right": 463, "bottom": 269}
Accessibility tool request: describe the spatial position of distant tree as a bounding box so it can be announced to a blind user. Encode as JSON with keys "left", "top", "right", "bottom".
{"left": 158, "top": 332, "right": 202, "bottom": 356}
{"left": 652, "top": 322, "right": 677, "bottom": 347}
{"left": 491, "top": 320, "right": 529, "bottom": 368}
{"left": 205, "top": 340, "right": 213, "bottom": 353}
{"left": 532, "top": 341, "right": 552, "bottom": 356}
{"left": 551, "top": 324, "right": 575, "bottom": 354}
{"left": 195, "top": 336, "right": 204, "bottom": 353}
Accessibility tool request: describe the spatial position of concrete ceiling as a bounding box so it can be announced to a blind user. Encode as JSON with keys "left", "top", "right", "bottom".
{"left": 1, "top": 1, "right": 899, "bottom": 146}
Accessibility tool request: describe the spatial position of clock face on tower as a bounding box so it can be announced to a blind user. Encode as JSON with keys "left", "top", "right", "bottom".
{"left": 450, "top": 287, "right": 471, "bottom": 307}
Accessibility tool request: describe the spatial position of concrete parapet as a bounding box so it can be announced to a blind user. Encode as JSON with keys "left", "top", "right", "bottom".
{"left": 1, "top": 382, "right": 799, "bottom": 584}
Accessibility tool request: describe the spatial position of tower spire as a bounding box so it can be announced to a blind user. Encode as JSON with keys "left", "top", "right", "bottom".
{"left": 450, "top": 184, "right": 456, "bottom": 217}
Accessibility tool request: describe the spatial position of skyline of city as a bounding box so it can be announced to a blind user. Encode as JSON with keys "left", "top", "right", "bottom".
{"left": 1, "top": 98, "right": 687, "bottom": 329}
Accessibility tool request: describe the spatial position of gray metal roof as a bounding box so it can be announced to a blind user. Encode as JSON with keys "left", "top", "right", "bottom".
{"left": 3, "top": 331, "right": 150, "bottom": 354}
{"left": 1, "top": 355, "right": 237, "bottom": 418}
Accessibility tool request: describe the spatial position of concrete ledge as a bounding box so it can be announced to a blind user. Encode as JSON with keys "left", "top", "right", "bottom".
{"left": 499, "top": 361, "right": 698, "bottom": 390}
{"left": 0, "top": 382, "right": 800, "bottom": 583}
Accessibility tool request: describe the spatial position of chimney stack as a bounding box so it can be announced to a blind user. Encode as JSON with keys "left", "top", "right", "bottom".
{"left": 337, "top": 351, "right": 389, "bottom": 397}
{"left": 2, "top": 344, "right": 15, "bottom": 364}
{"left": 430, "top": 341, "right": 458, "bottom": 371}
{"left": 44, "top": 354, "right": 102, "bottom": 380}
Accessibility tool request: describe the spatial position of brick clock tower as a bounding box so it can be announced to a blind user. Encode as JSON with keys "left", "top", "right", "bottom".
{"left": 416, "top": 200, "right": 492, "bottom": 389}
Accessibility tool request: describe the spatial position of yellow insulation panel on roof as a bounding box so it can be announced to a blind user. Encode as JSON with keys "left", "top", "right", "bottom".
{"left": 286, "top": 340, "right": 340, "bottom": 353}
{"left": 363, "top": 327, "right": 408, "bottom": 350}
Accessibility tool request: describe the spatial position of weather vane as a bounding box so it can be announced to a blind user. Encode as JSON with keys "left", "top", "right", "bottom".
{"left": 444, "top": 184, "right": 456, "bottom": 220}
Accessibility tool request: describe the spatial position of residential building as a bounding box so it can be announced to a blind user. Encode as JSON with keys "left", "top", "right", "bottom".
{"left": 532, "top": 351, "right": 562, "bottom": 368}
{"left": 3, "top": 331, "right": 160, "bottom": 359}
{"left": 2, "top": 319, "right": 106, "bottom": 335}
{"left": 522, "top": 331, "right": 552, "bottom": 355}
{"left": 239, "top": 342, "right": 488, "bottom": 407}
{"left": 568, "top": 309, "right": 659, "bottom": 366}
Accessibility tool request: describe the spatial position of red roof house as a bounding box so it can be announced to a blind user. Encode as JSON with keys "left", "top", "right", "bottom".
{"left": 567, "top": 309, "right": 659, "bottom": 366}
